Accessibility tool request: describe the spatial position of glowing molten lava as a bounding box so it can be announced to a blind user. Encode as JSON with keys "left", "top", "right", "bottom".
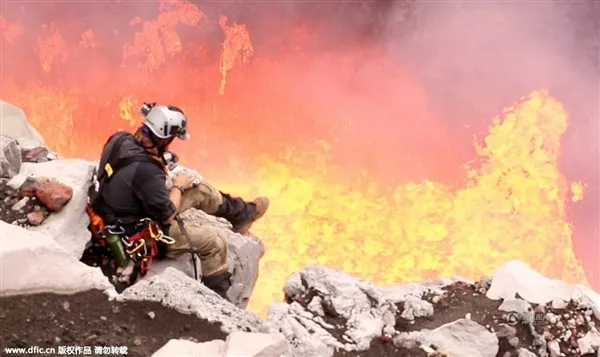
{"left": 0, "top": 1, "right": 590, "bottom": 317}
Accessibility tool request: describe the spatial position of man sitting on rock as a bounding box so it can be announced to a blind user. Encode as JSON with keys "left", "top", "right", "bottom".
{"left": 90, "top": 102, "right": 269, "bottom": 299}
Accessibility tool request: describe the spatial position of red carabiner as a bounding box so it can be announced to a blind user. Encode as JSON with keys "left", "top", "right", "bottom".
{"left": 129, "top": 227, "right": 149, "bottom": 242}
{"left": 148, "top": 239, "right": 158, "bottom": 257}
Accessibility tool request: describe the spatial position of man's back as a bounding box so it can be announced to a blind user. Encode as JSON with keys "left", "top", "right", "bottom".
{"left": 92, "top": 133, "right": 176, "bottom": 226}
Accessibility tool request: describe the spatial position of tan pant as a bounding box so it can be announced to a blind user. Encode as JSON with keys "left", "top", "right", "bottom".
{"left": 165, "top": 177, "right": 230, "bottom": 277}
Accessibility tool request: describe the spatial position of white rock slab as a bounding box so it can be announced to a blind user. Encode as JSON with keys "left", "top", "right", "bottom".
{"left": 0, "top": 221, "right": 111, "bottom": 296}
{"left": 0, "top": 100, "right": 45, "bottom": 149}
{"left": 151, "top": 339, "right": 226, "bottom": 357}
{"left": 224, "top": 331, "right": 291, "bottom": 357}
{"left": 487, "top": 260, "right": 579, "bottom": 303}
{"left": 487, "top": 260, "right": 600, "bottom": 319}
{"left": 118, "top": 267, "right": 266, "bottom": 334}
{"left": 424, "top": 319, "right": 499, "bottom": 357}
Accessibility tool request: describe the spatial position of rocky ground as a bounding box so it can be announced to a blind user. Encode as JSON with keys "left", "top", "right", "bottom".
{"left": 0, "top": 145, "right": 67, "bottom": 228}
{"left": 283, "top": 269, "right": 600, "bottom": 357}
{"left": 0, "top": 290, "right": 227, "bottom": 357}
{"left": 0, "top": 179, "right": 30, "bottom": 226}
{"left": 417, "top": 282, "right": 600, "bottom": 357}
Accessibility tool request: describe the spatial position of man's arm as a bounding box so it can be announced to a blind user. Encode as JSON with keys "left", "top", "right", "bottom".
{"left": 131, "top": 164, "right": 181, "bottom": 226}
{"left": 164, "top": 188, "right": 182, "bottom": 224}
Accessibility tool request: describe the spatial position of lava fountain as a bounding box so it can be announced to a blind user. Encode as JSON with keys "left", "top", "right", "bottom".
{"left": 0, "top": 0, "right": 593, "bottom": 317}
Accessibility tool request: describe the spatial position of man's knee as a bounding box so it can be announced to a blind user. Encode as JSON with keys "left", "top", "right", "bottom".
{"left": 180, "top": 178, "right": 223, "bottom": 214}
{"left": 198, "top": 227, "right": 229, "bottom": 276}
{"left": 167, "top": 225, "right": 229, "bottom": 276}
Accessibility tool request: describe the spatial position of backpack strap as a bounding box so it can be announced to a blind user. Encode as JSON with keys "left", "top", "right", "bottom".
{"left": 97, "top": 132, "right": 133, "bottom": 184}
{"left": 90, "top": 132, "right": 163, "bottom": 208}
{"left": 89, "top": 131, "right": 130, "bottom": 206}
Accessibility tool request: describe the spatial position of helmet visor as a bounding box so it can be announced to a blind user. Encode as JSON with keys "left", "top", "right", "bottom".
{"left": 168, "top": 120, "right": 188, "bottom": 140}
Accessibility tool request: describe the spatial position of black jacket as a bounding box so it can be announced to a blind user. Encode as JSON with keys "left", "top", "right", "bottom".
{"left": 92, "top": 134, "right": 175, "bottom": 227}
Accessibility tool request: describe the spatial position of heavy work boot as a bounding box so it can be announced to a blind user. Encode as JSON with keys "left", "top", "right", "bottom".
{"left": 214, "top": 193, "right": 270, "bottom": 234}
{"left": 232, "top": 197, "right": 269, "bottom": 234}
{"left": 202, "top": 271, "right": 232, "bottom": 300}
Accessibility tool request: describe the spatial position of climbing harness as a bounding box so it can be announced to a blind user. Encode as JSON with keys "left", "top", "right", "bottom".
{"left": 102, "top": 218, "right": 176, "bottom": 276}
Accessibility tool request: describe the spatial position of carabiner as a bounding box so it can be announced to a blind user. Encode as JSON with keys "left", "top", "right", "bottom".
{"left": 148, "top": 222, "right": 162, "bottom": 239}
{"left": 142, "top": 240, "right": 148, "bottom": 257}
{"left": 121, "top": 236, "right": 135, "bottom": 248}
{"left": 139, "top": 218, "right": 152, "bottom": 225}
{"left": 158, "top": 234, "right": 176, "bottom": 245}
{"left": 105, "top": 225, "right": 125, "bottom": 235}
{"left": 126, "top": 239, "right": 145, "bottom": 254}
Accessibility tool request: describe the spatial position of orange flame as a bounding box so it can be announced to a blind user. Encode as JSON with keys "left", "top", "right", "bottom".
{"left": 123, "top": 0, "right": 205, "bottom": 73}
{"left": 0, "top": 1, "right": 591, "bottom": 318}
{"left": 37, "top": 22, "right": 68, "bottom": 73}
{"left": 218, "top": 16, "right": 254, "bottom": 95}
{"left": 0, "top": 16, "right": 23, "bottom": 43}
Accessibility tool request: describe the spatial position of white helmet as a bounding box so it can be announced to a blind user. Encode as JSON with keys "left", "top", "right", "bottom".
{"left": 141, "top": 103, "right": 189, "bottom": 140}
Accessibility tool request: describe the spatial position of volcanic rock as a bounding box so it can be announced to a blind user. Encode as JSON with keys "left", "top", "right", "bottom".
{"left": 518, "top": 348, "right": 537, "bottom": 357}
{"left": 552, "top": 299, "right": 568, "bottom": 309}
{"left": 26, "top": 210, "right": 46, "bottom": 226}
{"left": 577, "top": 330, "right": 600, "bottom": 354}
{"left": 23, "top": 146, "right": 50, "bottom": 163}
{"left": 487, "top": 260, "right": 600, "bottom": 320}
{"left": 151, "top": 331, "right": 290, "bottom": 357}
{"left": 18, "top": 176, "right": 46, "bottom": 198}
{"left": 36, "top": 180, "right": 73, "bottom": 212}
{"left": 0, "top": 221, "right": 111, "bottom": 296}
{"left": 117, "top": 267, "right": 266, "bottom": 334}
{"left": 394, "top": 318, "right": 499, "bottom": 357}
{"left": 0, "top": 136, "right": 21, "bottom": 178}
{"left": 8, "top": 159, "right": 96, "bottom": 257}
{"left": 260, "top": 261, "right": 600, "bottom": 357}
{"left": 11, "top": 196, "right": 29, "bottom": 211}
{"left": 151, "top": 339, "right": 226, "bottom": 356}
{"left": 400, "top": 295, "right": 434, "bottom": 320}
{"left": 223, "top": 331, "right": 291, "bottom": 356}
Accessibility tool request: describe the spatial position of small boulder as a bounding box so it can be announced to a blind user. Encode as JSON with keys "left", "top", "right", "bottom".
{"left": 152, "top": 339, "right": 225, "bottom": 357}
{"left": 23, "top": 147, "right": 50, "bottom": 163}
{"left": 11, "top": 197, "right": 29, "bottom": 211}
{"left": 18, "top": 176, "right": 49, "bottom": 198}
{"left": 224, "top": 331, "right": 291, "bottom": 357}
{"left": 551, "top": 299, "right": 568, "bottom": 310}
{"left": 27, "top": 210, "right": 46, "bottom": 226}
{"left": 424, "top": 319, "right": 499, "bottom": 357}
{"left": 400, "top": 296, "right": 434, "bottom": 320}
{"left": 36, "top": 180, "right": 73, "bottom": 212}
{"left": 577, "top": 330, "right": 600, "bottom": 355}
{"left": 0, "top": 136, "right": 21, "bottom": 178}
